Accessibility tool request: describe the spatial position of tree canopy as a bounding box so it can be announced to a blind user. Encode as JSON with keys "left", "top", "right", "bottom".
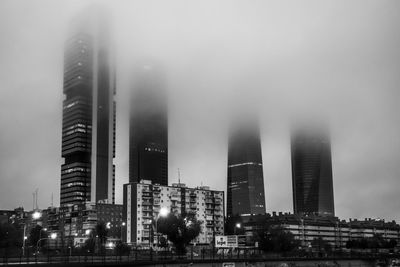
{"left": 0, "top": 222, "right": 21, "bottom": 249}
{"left": 28, "top": 225, "right": 47, "bottom": 248}
{"left": 157, "top": 212, "right": 201, "bottom": 254}
{"left": 346, "top": 234, "right": 397, "bottom": 249}
{"left": 257, "top": 225, "right": 300, "bottom": 253}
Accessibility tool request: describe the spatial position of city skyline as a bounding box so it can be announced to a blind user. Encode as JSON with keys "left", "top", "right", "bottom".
{"left": 0, "top": 0, "right": 399, "bottom": 223}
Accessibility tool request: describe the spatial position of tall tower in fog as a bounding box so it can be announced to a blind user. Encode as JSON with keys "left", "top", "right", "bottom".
{"left": 227, "top": 118, "right": 266, "bottom": 217}
{"left": 61, "top": 9, "right": 115, "bottom": 206}
{"left": 129, "top": 64, "right": 168, "bottom": 185}
{"left": 291, "top": 124, "right": 335, "bottom": 216}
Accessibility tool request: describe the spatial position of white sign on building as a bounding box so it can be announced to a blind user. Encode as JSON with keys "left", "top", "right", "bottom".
{"left": 215, "top": 235, "right": 238, "bottom": 248}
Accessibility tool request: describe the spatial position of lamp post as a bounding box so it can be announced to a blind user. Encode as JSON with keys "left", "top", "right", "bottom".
{"left": 120, "top": 222, "right": 126, "bottom": 241}
{"left": 155, "top": 207, "right": 169, "bottom": 249}
{"left": 31, "top": 211, "right": 43, "bottom": 254}
{"left": 36, "top": 233, "right": 57, "bottom": 254}
{"left": 22, "top": 224, "right": 27, "bottom": 256}
{"left": 234, "top": 223, "right": 241, "bottom": 235}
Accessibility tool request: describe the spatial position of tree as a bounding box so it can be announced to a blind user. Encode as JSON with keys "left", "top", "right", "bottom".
{"left": 257, "top": 225, "right": 300, "bottom": 253}
{"left": 0, "top": 222, "right": 21, "bottom": 249}
{"left": 114, "top": 241, "right": 130, "bottom": 256}
{"left": 95, "top": 222, "right": 108, "bottom": 254}
{"left": 95, "top": 222, "right": 108, "bottom": 245}
{"left": 158, "top": 236, "right": 168, "bottom": 248}
{"left": 311, "top": 237, "right": 332, "bottom": 253}
{"left": 82, "top": 237, "right": 96, "bottom": 253}
{"left": 28, "top": 225, "right": 47, "bottom": 249}
{"left": 157, "top": 212, "right": 201, "bottom": 254}
{"left": 345, "top": 234, "right": 398, "bottom": 250}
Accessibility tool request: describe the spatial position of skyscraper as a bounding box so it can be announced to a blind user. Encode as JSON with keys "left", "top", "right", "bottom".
{"left": 129, "top": 64, "right": 168, "bottom": 185}
{"left": 291, "top": 124, "right": 335, "bottom": 216}
{"left": 61, "top": 9, "right": 115, "bottom": 206}
{"left": 227, "top": 118, "right": 266, "bottom": 217}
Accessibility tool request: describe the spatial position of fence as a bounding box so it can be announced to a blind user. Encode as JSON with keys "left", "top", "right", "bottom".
{"left": 0, "top": 246, "right": 397, "bottom": 265}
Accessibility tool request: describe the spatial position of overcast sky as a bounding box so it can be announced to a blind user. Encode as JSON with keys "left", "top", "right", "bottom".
{"left": 0, "top": 0, "right": 399, "bottom": 222}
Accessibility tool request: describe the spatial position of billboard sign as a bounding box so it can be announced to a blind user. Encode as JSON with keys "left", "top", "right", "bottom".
{"left": 215, "top": 235, "right": 238, "bottom": 248}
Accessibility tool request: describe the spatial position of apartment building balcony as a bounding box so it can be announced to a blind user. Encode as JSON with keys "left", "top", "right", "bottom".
{"left": 142, "top": 207, "right": 152, "bottom": 212}
{"left": 142, "top": 213, "right": 152, "bottom": 219}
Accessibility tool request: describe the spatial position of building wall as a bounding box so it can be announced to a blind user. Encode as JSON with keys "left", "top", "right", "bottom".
{"left": 241, "top": 213, "right": 400, "bottom": 249}
{"left": 123, "top": 180, "right": 224, "bottom": 246}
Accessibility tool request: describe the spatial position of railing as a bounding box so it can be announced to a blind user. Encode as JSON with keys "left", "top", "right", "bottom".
{"left": 0, "top": 248, "right": 396, "bottom": 266}
{"left": 0, "top": 248, "right": 395, "bottom": 267}
{"left": 1, "top": 244, "right": 399, "bottom": 265}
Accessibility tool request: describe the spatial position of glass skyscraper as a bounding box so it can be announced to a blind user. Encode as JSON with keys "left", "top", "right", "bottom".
{"left": 61, "top": 9, "right": 115, "bottom": 206}
{"left": 227, "top": 119, "right": 266, "bottom": 217}
{"left": 129, "top": 64, "right": 168, "bottom": 186}
{"left": 291, "top": 125, "right": 335, "bottom": 216}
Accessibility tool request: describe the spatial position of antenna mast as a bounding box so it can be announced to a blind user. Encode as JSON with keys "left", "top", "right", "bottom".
{"left": 35, "top": 188, "right": 38, "bottom": 210}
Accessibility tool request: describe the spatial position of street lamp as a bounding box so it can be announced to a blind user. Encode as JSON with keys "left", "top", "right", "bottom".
{"left": 39, "top": 228, "right": 47, "bottom": 245}
{"left": 22, "top": 223, "right": 27, "bottom": 256}
{"left": 120, "top": 222, "right": 126, "bottom": 241}
{"left": 36, "top": 233, "right": 57, "bottom": 254}
{"left": 234, "top": 223, "right": 241, "bottom": 235}
{"left": 32, "top": 211, "right": 42, "bottom": 220}
{"left": 155, "top": 207, "right": 169, "bottom": 249}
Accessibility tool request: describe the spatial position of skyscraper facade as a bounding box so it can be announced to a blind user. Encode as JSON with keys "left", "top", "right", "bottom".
{"left": 291, "top": 125, "right": 335, "bottom": 216}
{"left": 227, "top": 119, "right": 266, "bottom": 217}
{"left": 61, "top": 10, "right": 115, "bottom": 206}
{"left": 129, "top": 65, "right": 168, "bottom": 185}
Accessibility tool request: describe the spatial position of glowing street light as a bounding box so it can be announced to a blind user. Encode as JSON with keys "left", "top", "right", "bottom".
{"left": 159, "top": 207, "right": 169, "bottom": 217}
{"left": 234, "top": 223, "right": 241, "bottom": 235}
{"left": 85, "top": 229, "right": 92, "bottom": 236}
{"left": 155, "top": 207, "right": 169, "bottom": 249}
{"left": 36, "top": 233, "right": 57, "bottom": 254}
{"left": 106, "top": 222, "right": 111, "bottom": 229}
{"left": 120, "top": 222, "right": 126, "bottom": 241}
{"left": 32, "top": 211, "right": 42, "bottom": 220}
